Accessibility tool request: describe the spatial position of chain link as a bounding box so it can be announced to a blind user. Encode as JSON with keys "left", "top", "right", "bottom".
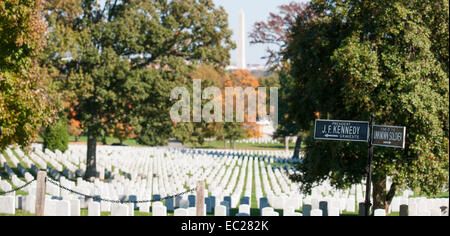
{"left": 0, "top": 179, "right": 35, "bottom": 195}
{"left": 46, "top": 177, "right": 196, "bottom": 204}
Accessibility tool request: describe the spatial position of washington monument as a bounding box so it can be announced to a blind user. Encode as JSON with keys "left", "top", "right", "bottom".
{"left": 237, "top": 9, "right": 246, "bottom": 69}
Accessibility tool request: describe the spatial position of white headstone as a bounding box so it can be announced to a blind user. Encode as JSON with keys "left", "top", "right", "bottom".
{"left": 374, "top": 209, "right": 385, "bottom": 216}
{"left": 328, "top": 207, "right": 340, "bottom": 216}
{"left": 417, "top": 209, "right": 431, "bottom": 216}
{"left": 261, "top": 207, "right": 274, "bottom": 216}
{"left": 44, "top": 199, "right": 58, "bottom": 216}
{"left": 25, "top": 195, "right": 36, "bottom": 214}
{"left": 55, "top": 200, "right": 71, "bottom": 216}
{"left": 153, "top": 205, "right": 167, "bottom": 216}
{"left": 390, "top": 198, "right": 400, "bottom": 212}
{"left": 139, "top": 203, "right": 150, "bottom": 213}
{"left": 430, "top": 208, "right": 441, "bottom": 216}
{"left": 310, "top": 209, "right": 322, "bottom": 216}
{"left": 187, "top": 207, "right": 196, "bottom": 216}
{"left": 70, "top": 199, "right": 80, "bottom": 216}
{"left": 311, "top": 198, "right": 319, "bottom": 210}
{"left": 127, "top": 203, "right": 135, "bottom": 216}
{"left": 345, "top": 199, "right": 355, "bottom": 212}
{"left": 408, "top": 203, "right": 418, "bottom": 216}
{"left": 283, "top": 207, "right": 295, "bottom": 216}
{"left": 0, "top": 196, "right": 15, "bottom": 215}
{"left": 174, "top": 208, "right": 188, "bottom": 216}
{"left": 101, "top": 201, "right": 111, "bottom": 212}
{"left": 270, "top": 211, "right": 279, "bottom": 216}
{"left": 111, "top": 204, "right": 129, "bottom": 216}
{"left": 214, "top": 205, "right": 227, "bottom": 216}
{"left": 152, "top": 201, "right": 163, "bottom": 208}
{"left": 239, "top": 204, "right": 250, "bottom": 215}
{"left": 88, "top": 202, "right": 101, "bottom": 216}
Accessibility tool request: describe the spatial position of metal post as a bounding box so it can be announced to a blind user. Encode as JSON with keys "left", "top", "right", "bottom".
{"left": 364, "top": 114, "right": 375, "bottom": 216}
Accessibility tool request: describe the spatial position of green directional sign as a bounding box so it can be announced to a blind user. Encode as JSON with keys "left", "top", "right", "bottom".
{"left": 371, "top": 125, "right": 406, "bottom": 148}
{"left": 314, "top": 120, "right": 370, "bottom": 142}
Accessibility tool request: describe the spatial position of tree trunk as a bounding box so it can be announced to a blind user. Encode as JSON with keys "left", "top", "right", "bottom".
{"left": 84, "top": 132, "right": 97, "bottom": 181}
{"left": 284, "top": 136, "right": 289, "bottom": 152}
{"left": 119, "top": 138, "right": 123, "bottom": 146}
{"left": 232, "top": 140, "right": 236, "bottom": 150}
{"left": 385, "top": 182, "right": 397, "bottom": 215}
{"left": 292, "top": 135, "right": 303, "bottom": 159}
{"left": 75, "top": 135, "right": 79, "bottom": 142}
{"left": 372, "top": 174, "right": 387, "bottom": 216}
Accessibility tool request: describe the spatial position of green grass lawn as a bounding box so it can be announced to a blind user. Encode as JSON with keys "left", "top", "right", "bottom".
{"left": 411, "top": 191, "right": 449, "bottom": 199}
{"left": 0, "top": 209, "right": 35, "bottom": 216}
{"left": 189, "top": 140, "right": 305, "bottom": 151}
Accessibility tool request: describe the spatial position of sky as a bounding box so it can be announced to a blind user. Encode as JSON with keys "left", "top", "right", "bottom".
{"left": 213, "top": 0, "right": 309, "bottom": 66}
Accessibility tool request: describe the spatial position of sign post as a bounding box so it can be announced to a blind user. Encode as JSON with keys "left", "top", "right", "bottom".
{"left": 314, "top": 116, "right": 406, "bottom": 216}
{"left": 364, "top": 115, "right": 375, "bottom": 216}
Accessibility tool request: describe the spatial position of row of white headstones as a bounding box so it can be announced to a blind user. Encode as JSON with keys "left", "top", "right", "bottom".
{"left": 1, "top": 144, "right": 448, "bottom": 216}
{"left": 236, "top": 137, "right": 295, "bottom": 144}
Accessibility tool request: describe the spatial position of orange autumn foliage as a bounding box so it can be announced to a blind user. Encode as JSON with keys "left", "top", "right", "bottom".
{"left": 224, "top": 70, "right": 262, "bottom": 138}
{"left": 66, "top": 101, "right": 83, "bottom": 138}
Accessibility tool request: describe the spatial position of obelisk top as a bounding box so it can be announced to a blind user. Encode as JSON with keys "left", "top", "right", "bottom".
{"left": 237, "top": 9, "right": 246, "bottom": 70}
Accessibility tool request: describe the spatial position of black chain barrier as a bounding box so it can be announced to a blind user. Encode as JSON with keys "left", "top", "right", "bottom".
{"left": 46, "top": 177, "right": 196, "bottom": 204}
{"left": 0, "top": 179, "right": 35, "bottom": 195}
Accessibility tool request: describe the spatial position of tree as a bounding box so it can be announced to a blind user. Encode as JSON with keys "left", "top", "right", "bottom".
{"left": 250, "top": 2, "right": 310, "bottom": 69}
{"left": 0, "top": 0, "right": 60, "bottom": 150}
{"left": 222, "top": 70, "right": 260, "bottom": 148}
{"left": 44, "top": 0, "right": 233, "bottom": 180}
{"left": 273, "top": 67, "right": 303, "bottom": 155}
{"left": 42, "top": 114, "right": 69, "bottom": 152}
{"left": 250, "top": 2, "right": 312, "bottom": 156}
{"left": 134, "top": 0, "right": 234, "bottom": 146}
{"left": 285, "top": 0, "right": 449, "bottom": 215}
{"left": 66, "top": 101, "right": 83, "bottom": 142}
{"left": 112, "top": 123, "right": 134, "bottom": 145}
{"left": 44, "top": 0, "right": 151, "bottom": 180}
{"left": 172, "top": 64, "right": 228, "bottom": 148}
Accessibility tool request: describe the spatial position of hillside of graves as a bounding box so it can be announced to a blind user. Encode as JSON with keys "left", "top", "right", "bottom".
{"left": 0, "top": 144, "right": 448, "bottom": 216}
{"left": 37, "top": 135, "right": 300, "bottom": 151}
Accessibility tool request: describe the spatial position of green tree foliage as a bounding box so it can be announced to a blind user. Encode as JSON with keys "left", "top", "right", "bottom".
{"left": 285, "top": 0, "right": 449, "bottom": 213}
{"left": 0, "top": 0, "right": 60, "bottom": 150}
{"left": 42, "top": 115, "right": 69, "bottom": 153}
{"left": 44, "top": 0, "right": 233, "bottom": 179}
{"left": 134, "top": 0, "right": 234, "bottom": 147}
